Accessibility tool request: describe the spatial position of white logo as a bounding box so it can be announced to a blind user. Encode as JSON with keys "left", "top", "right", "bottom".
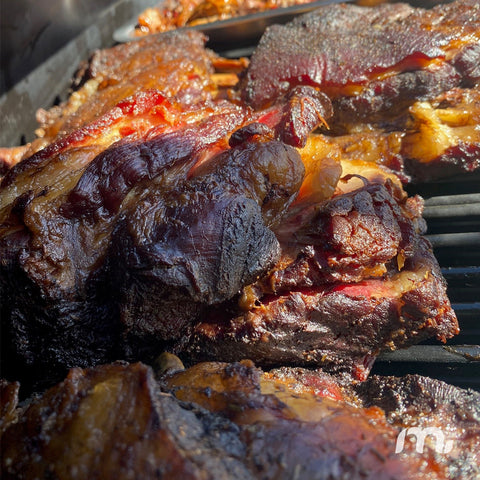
{"left": 395, "top": 427, "right": 454, "bottom": 454}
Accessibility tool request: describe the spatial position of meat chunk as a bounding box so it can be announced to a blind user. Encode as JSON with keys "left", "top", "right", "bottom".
{"left": 240, "top": 0, "right": 480, "bottom": 121}
{"left": 37, "top": 30, "right": 220, "bottom": 145}
{"left": 238, "top": 0, "right": 480, "bottom": 181}
{"left": 110, "top": 138, "right": 304, "bottom": 360}
{"left": 402, "top": 86, "right": 480, "bottom": 180}
{"left": 0, "top": 362, "right": 253, "bottom": 480}
{"left": 1, "top": 33, "right": 334, "bottom": 387}
{"left": 2, "top": 360, "right": 479, "bottom": 479}
{"left": 133, "top": 0, "right": 331, "bottom": 36}
{"left": 0, "top": 91, "right": 250, "bottom": 387}
{"left": 187, "top": 186, "right": 458, "bottom": 380}
{"left": 355, "top": 374, "right": 480, "bottom": 480}
{"left": 321, "top": 84, "right": 480, "bottom": 183}
{"left": 0, "top": 10, "right": 462, "bottom": 391}
{"left": 272, "top": 182, "right": 422, "bottom": 285}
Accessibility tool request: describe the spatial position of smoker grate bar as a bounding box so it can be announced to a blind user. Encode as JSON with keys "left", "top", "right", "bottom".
{"left": 451, "top": 303, "right": 480, "bottom": 336}
{"left": 427, "top": 232, "right": 480, "bottom": 247}
{"left": 377, "top": 345, "right": 480, "bottom": 363}
{"left": 373, "top": 346, "right": 480, "bottom": 390}
{"left": 442, "top": 266, "right": 480, "bottom": 278}
{"left": 443, "top": 266, "right": 480, "bottom": 302}
{"left": 451, "top": 302, "right": 480, "bottom": 316}
{"left": 423, "top": 202, "right": 480, "bottom": 218}
{"left": 406, "top": 171, "right": 480, "bottom": 199}
{"left": 424, "top": 193, "right": 480, "bottom": 206}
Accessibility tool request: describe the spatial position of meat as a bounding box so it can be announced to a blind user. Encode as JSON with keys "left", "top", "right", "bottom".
{"left": 133, "top": 0, "right": 324, "bottom": 36}
{"left": 355, "top": 374, "right": 480, "bottom": 480}
{"left": 111, "top": 138, "right": 304, "bottom": 360}
{"left": 1, "top": 1, "right": 478, "bottom": 476}
{"left": 315, "top": 84, "right": 480, "bottom": 183}
{"left": 0, "top": 31, "right": 336, "bottom": 387}
{"left": 36, "top": 30, "right": 220, "bottom": 146}
{"left": 187, "top": 216, "right": 457, "bottom": 380}
{"left": 0, "top": 91, "right": 250, "bottom": 387}
{"left": 0, "top": 3, "right": 466, "bottom": 392}
{"left": 402, "top": 86, "right": 480, "bottom": 180}
{"left": 2, "top": 360, "right": 479, "bottom": 479}
{"left": 239, "top": 0, "right": 480, "bottom": 179}
{"left": 0, "top": 362, "right": 254, "bottom": 480}
{"left": 241, "top": 0, "right": 480, "bottom": 115}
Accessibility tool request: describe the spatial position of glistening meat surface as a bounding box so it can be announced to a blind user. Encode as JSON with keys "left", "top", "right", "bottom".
{"left": 1, "top": 360, "right": 479, "bottom": 479}
{"left": 0, "top": 32, "right": 334, "bottom": 387}
{"left": 188, "top": 210, "right": 457, "bottom": 380}
{"left": 241, "top": 0, "right": 480, "bottom": 116}
{"left": 239, "top": 0, "right": 480, "bottom": 180}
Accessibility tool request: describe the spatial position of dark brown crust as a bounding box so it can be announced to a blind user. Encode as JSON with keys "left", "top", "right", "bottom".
{"left": 3, "top": 361, "right": 479, "bottom": 479}
{"left": 240, "top": 0, "right": 480, "bottom": 119}
{"left": 187, "top": 238, "right": 458, "bottom": 380}
{"left": 0, "top": 362, "right": 253, "bottom": 480}
{"left": 356, "top": 374, "right": 480, "bottom": 480}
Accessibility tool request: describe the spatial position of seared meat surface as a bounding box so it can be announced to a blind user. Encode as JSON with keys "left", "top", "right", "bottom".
{"left": 0, "top": 31, "right": 335, "bottom": 386}
{"left": 1, "top": 1, "right": 479, "bottom": 477}
{"left": 1, "top": 360, "right": 479, "bottom": 479}
{"left": 188, "top": 237, "right": 457, "bottom": 380}
{"left": 241, "top": 0, "right": 480, "bottom": 115}
{"left": 240, "top": 0, "right": 480, "bottom": 179}
{"left": 112, "top": 138, "right": 304, "bottom": 359}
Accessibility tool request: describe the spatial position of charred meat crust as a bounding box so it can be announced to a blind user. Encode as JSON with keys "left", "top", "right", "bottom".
{"left": 187, "top": 233, "right": 458, "bottom": 380}
{"left": 0, "top": 363, "right": 254, "bottom": 480}
{"left": 2, "top": 361, "right": 479, "bottom": 479}
{"left": 0, "top": 3, "right": 467, "bottom": 388}
{"left": 240, "top": 0, "right": 480, "bottom": 117}
{"left": 110, "top": 140, "right": 304, "bottom": 359}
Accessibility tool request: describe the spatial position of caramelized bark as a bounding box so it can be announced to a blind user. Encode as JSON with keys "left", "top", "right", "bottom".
{"left": 0, "top": 92, "right": 250, "bottom": 386}
{"left": 188, "top": 237, "right": 458, "bottom": 380}
{"left": 240, "top": 0, "right": 480, "bottom": 122}
{"left": 38, "top": 30, "right": 218, "bottom": 144}
{"left": 0, "top": 363, "right": 252, "bottom": 480}
{"left": 402, "top": 86, "right": 480, "bottom": 180}
{"left": 111, "top": 139, "right": 304, "bottom": 359}
{"left": 4, "top": 361, "right": 479, "bottom": 479}
{"left": 271, "top": 182, "right": 422, "bottom": 286}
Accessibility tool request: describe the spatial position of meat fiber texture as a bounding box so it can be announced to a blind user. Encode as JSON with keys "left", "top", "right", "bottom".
{"left": 0, "top": 5, "right": 462, "bottom": 391}
{"left": 1, "top": 360, "right": 479, "bottom": 479}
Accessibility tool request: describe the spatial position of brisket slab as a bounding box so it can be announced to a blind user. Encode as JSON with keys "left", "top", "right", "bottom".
{"left": 1, "top": 32, "right": 334, "bottom": 386}
{"left": 2, "top": 360, "right": 479, "bottom": 479}
{"left": 240, "top": 0, "right": 480, "bottom": 122}
{"left": 187, "top": 184, "right": 458, "bottom": 380}
{"left": 0, "top": 15, "right": 462, "bottom": 389}
{"left": 110, "top": 138, "right": 304, "bottom": 360}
